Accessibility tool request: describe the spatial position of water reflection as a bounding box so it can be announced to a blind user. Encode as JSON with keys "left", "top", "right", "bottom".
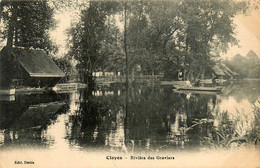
{"left": 0, "top": 80, "right": 259, "bottom": 153}
{"left": 0, "top": 93, "right": 69, "bottom": 148}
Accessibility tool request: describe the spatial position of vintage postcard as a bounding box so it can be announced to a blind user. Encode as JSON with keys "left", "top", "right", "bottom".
{"left": 0, "top": 0, "right": 259, "bottom": 167}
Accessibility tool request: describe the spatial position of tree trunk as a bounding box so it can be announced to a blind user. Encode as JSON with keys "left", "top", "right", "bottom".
{"left": 200, "top": 68, "right": 205, "bottom": 87}
{"left": 4, "top": 8, "right": 16, "bottom": 87}
{"left": 124, "top": 2, "right": 129, "bottom": 148}
{"left": 186, "top": 70, "right": 194, "bottom": 82}
{"left": 6, "top": 4, "right": 17, "bottom": 49}
{"left": 6, "top": 23, "right": 14, "bottom": 49}
{"left": 6, "top": 23, "right": 14, "bottom": 67}
{"left": 14, "top": 26, "right": 18, "bottom": 46}
{"left": 131, "top": 66, "right": 135, "bottom": 83}
{"left": 124, "top": 2, "right": 129, "bottom": 86}
{"left": 200, "top": 68, "right": 205, "bottom": 80}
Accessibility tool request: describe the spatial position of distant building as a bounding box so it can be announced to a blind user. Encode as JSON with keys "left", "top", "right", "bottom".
{"left": 210, "top": 63, "right": 240, "bottom": 80}
{"left": 0, "top": 47, "right": 65, "bottom": 88}
{"left": 219, "top": 63, "right": 240, "bottom": 80}
{"left": 211, "top": 64, "right": 226, "bottom": 80}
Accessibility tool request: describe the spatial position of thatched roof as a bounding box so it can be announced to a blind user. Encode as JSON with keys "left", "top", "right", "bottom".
{"left": 211, "top": 63, "right": 240, "bottom": 77}
{"left": 220, "top": 63, "right": 239, "bottom": 76}
{"left": 212, "top": 65, "right": 225, "bottom": 76}
{"left": 11, "top": 47, "right": 64, "bottom": 77}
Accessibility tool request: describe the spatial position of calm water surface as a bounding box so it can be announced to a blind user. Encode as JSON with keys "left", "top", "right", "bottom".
{"left": 0, "top": 80, "right": 259, "bottom": 153}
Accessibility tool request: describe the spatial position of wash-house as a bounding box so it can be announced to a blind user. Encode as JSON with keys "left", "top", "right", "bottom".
{"left": 0, "top": 47, "right": 65, "bottom": 88}
{"left": 207, "top": 63, "right": 240, "bottom": 80}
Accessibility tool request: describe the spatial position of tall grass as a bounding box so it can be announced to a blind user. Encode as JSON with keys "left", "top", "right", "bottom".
{"left": 248, "top": 102, "right": 260, "bottom": 145}
{"left": 194, "top": 101, "right": 260, "bottom": 149}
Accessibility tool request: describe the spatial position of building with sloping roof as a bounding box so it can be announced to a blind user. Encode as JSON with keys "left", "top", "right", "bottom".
{"left": 212, "top": 65, "right": 225, "bottom": 76}
{"left": 207, "top": 63, "right": 240, "bottom": 80}
{"left": 220, "top": 63, "right": 240, "bottom": 79}
{"left": 0, "top": 47, "right": 65, "bottom": 88}
{"left": 211, "top": 65, "right": 226, "bottom": 80}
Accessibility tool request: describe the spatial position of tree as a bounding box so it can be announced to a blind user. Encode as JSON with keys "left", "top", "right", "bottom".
{"left": 179, "top": 0, "right": 248, "bottom": 81}
{"left": 66, "top": 0, "right": 249, "bottom": 84}
{"left": 145, "top": 1, "right": 185, "bottom": 79}
{"left": 68, "top": 1, "right": 120, "bottom": 84}
{"left": 0, "top": 1, "right": 57, "bottom": 87}
{"left": 1, "top": 1, "right": 57, "bottom": 54}
{"left": 225, "top": 51, "right": 260, "bottom": 78}
{"left": 53, "top": 56, "right": 72, "bottom": 82}
{"left": 124, "top": 1, "right": 184, "bottom": 79}
{"left": 121, "top": 0, "right": 248, "bottom": 81}
{"left": 99, "top": 9, "right": 124, "bottom": 74}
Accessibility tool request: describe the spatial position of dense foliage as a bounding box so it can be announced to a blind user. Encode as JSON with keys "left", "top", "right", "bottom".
{"left": 0, "top": 0, "right": 57, "bottom": 54}
{"left": 67, "top": 0, "right": 249, "bottom": 83}
{"left": 224, "top": 50, "right": 260, "bottom": 78}
{"left": 1, "top": 0, "right": 253, "bottom": 84}
{"left": 68, "top": 1, "right": 120, "bottom": 83}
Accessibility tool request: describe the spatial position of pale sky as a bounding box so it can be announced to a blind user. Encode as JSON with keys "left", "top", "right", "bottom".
{"left": 50, "top": 12, "right": 73, "bottom": 58}
{"left": 222, "top": 7, "right": 260, "bottom": 59}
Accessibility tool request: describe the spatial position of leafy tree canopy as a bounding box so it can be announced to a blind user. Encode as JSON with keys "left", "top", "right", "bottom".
{"left": 1, "top": 0, "right": 57, "bottom": 54}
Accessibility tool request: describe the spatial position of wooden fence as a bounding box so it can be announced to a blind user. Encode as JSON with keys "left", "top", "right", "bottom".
{"left": 95, "top": 75, "right": 163, "bottom": 83}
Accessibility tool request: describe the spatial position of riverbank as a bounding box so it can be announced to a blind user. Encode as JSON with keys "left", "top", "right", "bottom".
{"left": 0, "top": 82, "right": 88, "bottom": 96}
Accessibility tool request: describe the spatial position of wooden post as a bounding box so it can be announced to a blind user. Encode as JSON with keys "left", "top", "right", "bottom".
{"left": 124, "top": 1, "right": 129, "bottom": 149}
{"left": 4, "top": 4, "right": 17, "bottom": 87}
{"left": 124, "top": 2, "right": 128, "bottom": 87}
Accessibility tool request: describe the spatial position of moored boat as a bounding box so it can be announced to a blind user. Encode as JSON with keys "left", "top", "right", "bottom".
{"left": 0, "top": 88, "right": 15, "bottom": 95}
{"left": 171, "top": 81, "right": 223, "bottom": 93}
{"left": 175, "top": 86, "right": 222, "bottom": 92}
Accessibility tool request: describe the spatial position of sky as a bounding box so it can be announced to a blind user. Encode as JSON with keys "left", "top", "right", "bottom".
{"left": 50, "top": 12, "right": 72, "bottom": 58}
{"left": 222, "top": 7, "right": 260, "bottom": 59}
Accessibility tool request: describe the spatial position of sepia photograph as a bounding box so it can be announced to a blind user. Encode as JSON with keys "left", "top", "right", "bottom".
{"left": 0, "top": 0, "right": 259, "bottom": 167}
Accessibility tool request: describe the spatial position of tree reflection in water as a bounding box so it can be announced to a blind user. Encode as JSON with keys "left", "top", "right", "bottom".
{"left": 65, "top": 84, "right": 248, "bottom": 153}
{"left": 0, "top": 81, "right": 259, "bottom": 152}
{"left": 0, "top": 93, "right": 69, "bottom": 148}
{"left": 66, "top": 87, "right": 126, "bottom": 151}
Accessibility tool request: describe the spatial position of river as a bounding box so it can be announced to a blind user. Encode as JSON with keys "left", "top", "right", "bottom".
{"left": 0, "top": 80, "right": 259, "bottom": 167}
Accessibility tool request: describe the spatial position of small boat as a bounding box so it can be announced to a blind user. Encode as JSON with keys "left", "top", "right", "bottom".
{"left": 0, "top": 88, "right": 16, "bottom": 95}
{"left": 53, "top": 83, "right": 87, "bottom": 92}
{"left": 175, "top": 86, "right": 222, "bottom": 93}
{"left": 171, "top": 81, "right": 223, "bottom": 93}
{"left": 161, "top": 80, "right": 192, "bottom": 87}
{"left": 15, "top": 87, "right": 50, "bottom": 95}
{"left": 173, "top": 89, "right": 220, "bottom": 95}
